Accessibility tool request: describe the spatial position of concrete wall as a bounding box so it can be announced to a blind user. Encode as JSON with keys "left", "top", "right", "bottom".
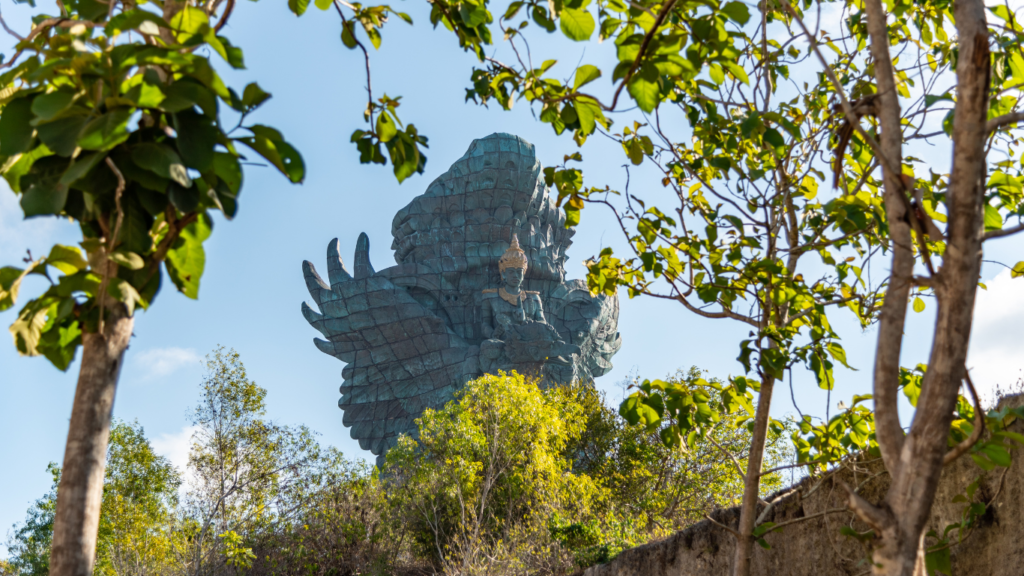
{"left": 582, "top": 398, "right": 1024, "bottom": 576}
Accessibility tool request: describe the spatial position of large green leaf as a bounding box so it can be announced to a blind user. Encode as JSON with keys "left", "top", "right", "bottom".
{"left": 36, "top": 114, "right": 88, "bottom": 157}
{"left": 237, "top": 125, "right": 305, "bottom": 183}
{"left": 0, "top": 266, "right": 27, "bottom": 311}
{"left": 30, "top": 91, "right": 76, "bottom": 122}
{"left": 165, "top": 213, "right": 212, "bottom": 299}
{"left": 627, "top": 62, "right": 660, "bottom": 113}
{"left": 77, "top": 109, "right": 133, "bottom": 151}
{"left": 573, "top": 64, "right": 602, "bottom": 90}
{"left": 0, "top": 96, "right": 37, "bottom": 156}
{"left": 721, "top": 1, "right": 750, "bottom": 24}
{"left": 20, "top": 156, "right": 69, "bottom": 216}
{"left": 213, "top": 153, "right": 243, "bottom": 196}
{"left": 174, "top": 109, "right": 217, "bottom": 172}
{"left": 117, "top": 195, "right": 155, "bottom": 255}
{"left": 132, "top": 142, "right": 192, "bottom": 187}
{"left": 44, "top": 245, "right": 88, "bottom": 275}
{"left": 560, "top": 7, "right": 595, "bottom": 41}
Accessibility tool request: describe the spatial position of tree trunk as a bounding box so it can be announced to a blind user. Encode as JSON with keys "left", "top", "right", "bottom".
{"left": 49, "top": 304, "right": 134, "bottom": 576}
{"left": 850, "top": 0, "right": 991, "bottom": 573}
{"left": 733, "top": 375, "right": 774, "bottom": 576}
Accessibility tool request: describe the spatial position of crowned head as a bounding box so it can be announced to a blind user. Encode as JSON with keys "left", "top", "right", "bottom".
{"left": 498, "top": 234, "right": 528, "bottom": 272}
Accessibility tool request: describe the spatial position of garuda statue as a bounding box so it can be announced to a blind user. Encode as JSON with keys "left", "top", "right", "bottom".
{"left": 301, "top": 133, "right": 622, "bottom": 464}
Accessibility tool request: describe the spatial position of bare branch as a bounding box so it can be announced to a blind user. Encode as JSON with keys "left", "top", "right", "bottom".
{"left": 983, "top": 222, "right": 1024, "bottom": 241}
{"left": 838, "top": 480, "right": 890, "bottom": 533}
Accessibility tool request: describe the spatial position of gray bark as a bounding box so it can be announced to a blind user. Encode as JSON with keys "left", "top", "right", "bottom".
{"left": 855, "top": 0, "right": 991, "bottom": 573}
{"left": 49, "top": 304, "right": 133, "bottom": 576}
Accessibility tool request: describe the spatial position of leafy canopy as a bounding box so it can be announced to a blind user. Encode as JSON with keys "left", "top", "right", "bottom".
{"left": 0, "top": 0, "right": 303, "bottom": 370}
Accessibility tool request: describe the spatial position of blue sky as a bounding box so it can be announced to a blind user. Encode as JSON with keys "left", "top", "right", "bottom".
{"left": 2, "top": 0, "right": 1023, "bottom": 548}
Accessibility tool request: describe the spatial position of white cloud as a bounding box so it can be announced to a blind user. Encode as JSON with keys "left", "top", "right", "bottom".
{"left": 151, "top": 425, "right": 200, "bottom": 488}
{"left": 131, "top": 347, "right": 201, "bottom": 380}
{"left": 968, "top": 269, "right": 1024, "bottom": 403}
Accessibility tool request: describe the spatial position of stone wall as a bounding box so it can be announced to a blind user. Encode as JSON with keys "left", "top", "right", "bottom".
{"left": 583, "top": 397, "right": 1024, "bottom": 576}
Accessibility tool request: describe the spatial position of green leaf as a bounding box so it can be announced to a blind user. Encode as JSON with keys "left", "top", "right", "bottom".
{"left": 721, "top": 1, "right": 750, "bottom": 24}
{"left": 77, "top": 109, "right": 132, "bottom": 151}
{"left": 168, "top": 181, "right": 200, "bottom": 213}
{"left": 289, "top": 0, "right": 311, "bottom": 15}
{"left": 132, "top": 143, "right": 192, "bottom": 187}
{"left": 983, "top": 204, "right": 1002, "bottom": 231}
{"left": 30, "top": 91, "right": 76, "bottom": 122}
{"left": 237, "top": 125, "right": 305, "bottom": 183}
{"left": 827, "top": 341, "right": 854, "bottom": 369}
{"left": 341, "top": 21, "right": 358, "bottom": 49}
{"left": 36, "top": 114, "right": 88, "bottom": 157}
{"left": 315, "top": 0, "right": 333, "bottom": 9}
{"left": 627, "top": 62, "right": 660, "bottom": 113}
{"left": 924, "top": 545, "right": 951, "bottom": 576}
{"left": 981, "top": 442, "right": 1011, "bottom": 467}
{"left": 573, "top": 64, "right": 602, "bottom": 90}
{"left": 708, "top": 63, "right": 725, "bottom": 85}
{"left": 105, "top": 9, "right": 171, "bottom": 37}
{"left": 560, "top": 7, "right": 595, "bottom": 41}
{"left": 241, "top": 83, "right": 271, "bottom": 110}
{"left": 45, "top": 245, "right": 88, "bottom": 275}
{"left": 174, "top": 110, "right": 217, "bottom": 172}
{"left": 118, "top": 196, "right": 155, "bottom": 255}
{"left": 763, "top": 128, "right": 785, "bottom": 147}
{"left": 109, "top": 251, "right": 145, "bottom": 270}
{"left": 169, "top": 6, "right": 209, "bottom": 45}
{"left": 10, "top": 301, "right": 49, "bottom": 357}
{"left": 213, "top": 152, "right": 243, "bottom": 196}
{"left": 0, "top": 96, "right": 37, "bottom": 156}
{"left": 376, "top": 112, "right": 398, "bottom": 143}
{"left": 107, "top": 277, "right": 142, "bottom": 316}
{"left": 20, "top": 156, "right": 69, "bottom": 216}
{"left": 166, "top": 213, "right": 212, "bottom": 299}
{"left": 59, "top": 152, "right": 106, "bottom": 188}
{"left": 161, "top": 80, "right": 217, "bottom": 117}
{"left": 1011, "top": 261, "right": 1024, "bottom": 278}
{"left": 913, "top": 296, "right": 925, "bottom": 313}
{"left": 0, "top": 266, "right": 27, "bottom": 311}
{"left": 37, "top": 319, "right": 81, "bottom": 371}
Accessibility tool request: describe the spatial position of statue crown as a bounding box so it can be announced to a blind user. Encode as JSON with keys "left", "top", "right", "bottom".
{"left": 498, "top": 234, "right": 528, "bottom": 272}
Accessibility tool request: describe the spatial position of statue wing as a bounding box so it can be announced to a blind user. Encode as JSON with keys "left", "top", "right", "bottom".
{"left": 301, "top": 233, "right": 479, "bottom": 459}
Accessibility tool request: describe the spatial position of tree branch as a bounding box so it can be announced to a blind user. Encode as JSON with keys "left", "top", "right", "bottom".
{"left": 986, "top": 111, "right": 1024, "bottom": 134}
{"left": 942, "top": 371, "right": 984, "bottom": 465}
{"left": 983, "top": 222, "right": 1024, "bottom": 241}
{"left": 838, "top": 480, "right": 890, "bottom": 533}
{"left": 605, "top": 0, "right": 678, "bottom": 112}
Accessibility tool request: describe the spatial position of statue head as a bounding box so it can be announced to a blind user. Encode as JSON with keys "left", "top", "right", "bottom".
{"left": 499, "top": 234, "right": 527, "bottom": 289}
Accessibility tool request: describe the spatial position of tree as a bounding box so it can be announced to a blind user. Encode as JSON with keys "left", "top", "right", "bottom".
{"left": 570, "top": 368, "right": 792, "bottom": 534}
{"left": 385, "top": 371, "right": 606, "bottom": 574}
{"left": 0, "top": 1, "right": 303, "bottom": 574}
{"left": 290, "top": 0, "right": 1024, "bottom": 573}
{"left": 95, "top": 421, "right": 181, "bottom": 576}
{"left": 174, "top": 347, "right": 323, "bottom": 576}
{"left": 5, "top": 421, "right": 181, "bottom": 576}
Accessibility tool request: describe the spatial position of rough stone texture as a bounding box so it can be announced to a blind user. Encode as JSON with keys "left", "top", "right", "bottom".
{"left": 301, "top": 133, "right": 622, "bottom": 464}
{"left": 581, "top": 396, "right": 1024, "bottom": 576}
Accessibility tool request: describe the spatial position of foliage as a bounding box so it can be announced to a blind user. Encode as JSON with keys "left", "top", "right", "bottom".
{"left": 173, "top": 346, "right": 326, "bottom": 575}
{"left": 4, "top": 464, "right": 59, "bottom": 576}
{"left": 0, "top": 0, "right": 303, "bottom": 369}
{"left": 95, "top": 420, "right": 182, "bottom": 576}
{"left": 385, "top": 371, "right": 601, "bottom": 574}
{"left": 4, "top": 420, "right": 179, "bottom": 576}
{"left": 577, "top": 368, "right": 791, "bottom": 534}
